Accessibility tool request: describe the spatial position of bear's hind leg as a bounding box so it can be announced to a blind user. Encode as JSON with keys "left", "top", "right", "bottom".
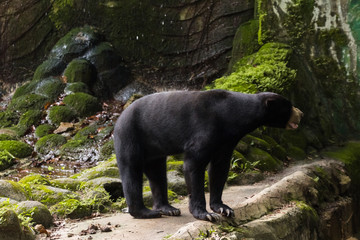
{"left": 118, "top": 150, "right": 162, "bottom": 219}
{"left": 144, "top": 157, "right": 181, "bottom": 216}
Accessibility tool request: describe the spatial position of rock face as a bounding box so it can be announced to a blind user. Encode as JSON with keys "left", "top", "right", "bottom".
{"left": 0, "top": 0, "right": 254, "bottom": 91}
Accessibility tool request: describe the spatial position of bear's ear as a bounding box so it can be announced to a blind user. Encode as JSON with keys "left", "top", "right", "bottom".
{"left": 264, "top": 97, "right": 279, "bottom": 108}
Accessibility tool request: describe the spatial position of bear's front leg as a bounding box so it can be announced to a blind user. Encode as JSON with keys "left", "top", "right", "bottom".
{"left": 184, "top": 160, "right": 221, "bottom": 222}
{"left": 208, "top": 150, "right": 235, "bottom": 218}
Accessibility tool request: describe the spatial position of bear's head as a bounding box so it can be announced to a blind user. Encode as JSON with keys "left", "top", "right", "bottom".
{"left": 260, "top": 92, "right": 303, "bottom": 129}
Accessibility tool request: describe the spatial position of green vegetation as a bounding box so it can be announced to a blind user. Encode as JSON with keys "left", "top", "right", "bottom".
{"left": 35, "top": 124, "right": 56, "bottom": 138}
{"left": 208, "top": 43, "right": 296, "bottom": 94}
{"left": 0, "top": 110, "right": 19, "bottom": 128}
{"left": 63, "top": 92, "right": 102, "bottom": 117}
{"left": 63, "top": 59, "right": 96, "bottom": 85}
{"left": 324, "top": 141, "right": 360, "bottom": 187}
{"left": 8, "top": 94, "right": 49, "bottom": 113}
{"left": 48, "top": 105, "right": 77, "bottom": 126}
{"left": 35, "top": 134, "right": 67, "bottom": 154}
{"left": 0, "top": 140, "right": 32, "bottom": 158}
{"left": 0, "top": 150, "right": 15, "bottom": 171}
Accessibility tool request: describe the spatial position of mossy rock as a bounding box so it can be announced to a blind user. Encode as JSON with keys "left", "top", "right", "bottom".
{"left": 64, "top": 82, "right": 91, "bottom": 95}
{"left": 0, "top": 209, "right": 31, "bottom": 240}
{"left": 63, "top": 58, "right": 96, "bottom": 86}
{"left": 8, "top": 94, "right": 50, "bottom": 113}
{"left": 35, "top": 124, "right": 56, "bottom": 138}
{"left": 0, "top": 134, "right": 16, "bottom": 141}
{"left": 35, "top": 134, "right": 67, "bottom": 155}
{"left": 246, "top": 147, "right": 282, "bottom": 171}
{"left": 48, "top": 105, "right": 77, "bottom": 126}
{"left": 16, "top": 201, "right": 53, "bottom": 228}
{"left": 229, "top": 19, "right": 260, "bottom": 71}
{"left": 63, "top": 92, "right": 102, "bottom": 117}
{"left": 323, "top": 141, "right": 360, "bottom": 187}
{"left": 75, "top": 166, "right": 120, "bottom": 181}
{"left": 0, "top": 110, "right": 20, "bottom": 128}
{"left": 29, "top": 184, "right": 77, "bottom": 206}
{"left": 34, "top": 77, "right": 66, "bottom": 101}
{"left": 100, "top": 140, "right": 114, "bottom": 160}
{"left": 50, "top": 199, "right": 91, "bottom": 219}
{"left": 287, "top": 145, "right": 306, "bottom": 160}
{"left": 77, "top": 187, "right": 113, "bottom": 214}
{"left": 12, "top": 80, "right": 41, "bottom": 99}
{"left": 242, "top": 135, "right": 272, "bottom": 152}
{"left": 235, "top": 140, "right": 249, "bottom": 153}
{"left": 9, "top": 110, "right": 44, "bottom": 137}
{"left": 75, "top": 124, "right": 99, "bottom": 138}
{"left": 49, "top": 26, "right": 103, "bottom": 63}
{"left": 0, "top": 150, "right": 15, "bottom": 171}
{"left": 0, "top": 140, "right": 32, "bottom": 158}
{"left": 85, "top": 42, "right": 121, "bottom": 72}
{"left": 19, "top": 174, "right": 51, "bottom": 185}
{"left": 18, "top": 110, "right": 43, "bottom": 129}
{"left": 50, "top": 178, "right": 82, "bottom": 191}
{"left": 60, "top": 136, "right": 89, "bottom": 153}
{"left": 32, "top": 58, "right": 67, "bottom": 81}
{"left": 208, "top": 42, "right": 296, "bottom": 93}
{"left": 167, "top": 161, "right": 184, "bottom": 174}
{"left": 0, "top": 180, "right": 29, "bottom": 201}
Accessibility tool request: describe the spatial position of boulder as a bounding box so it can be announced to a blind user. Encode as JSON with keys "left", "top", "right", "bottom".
{"left": 0, "top": 140, "right": 32, "bottom": 158}
{"left": 16, "top": 201, "right": 53, "bottom": 228}
{"left": 167, "top": 171, "right": 187, "bottom": 196}
{"left": 0, "top": 209, "right": 35, "bottom": 240}
{"left": 0, "top": 180, "right": 29, "bottom": 201}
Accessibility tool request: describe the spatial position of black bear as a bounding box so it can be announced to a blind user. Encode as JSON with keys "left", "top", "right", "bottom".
{"left": 113, "top": 89, "right": 303, "bottom": 221}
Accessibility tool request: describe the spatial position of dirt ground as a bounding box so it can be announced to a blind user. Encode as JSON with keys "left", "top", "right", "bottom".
{"left": 48, "top": 159, "right": 333, "bottom": 240}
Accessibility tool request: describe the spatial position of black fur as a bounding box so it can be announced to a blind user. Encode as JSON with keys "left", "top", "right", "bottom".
{"left": 113, "top": 89, "right": 293, "bottom": 221}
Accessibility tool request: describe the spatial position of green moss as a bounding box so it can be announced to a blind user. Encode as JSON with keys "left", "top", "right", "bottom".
{"left": 167, "top": 161, "right": 184, "bottom": 173}
{"left": 74, "top": 124, "right": 98, "bottom": 139}
{"left": 19, "top": 174, "right": 51, "bottom": 185}
{"left": 63, "top": 92, "right": 102, "bottom": 117}
{"left": 48, "top": 105, "right": 77, "bottom": 126}
{"left": 63, "top": 59, "right": 96, "bottom": 85}
{"left": 35, "top": 134, "right": 67, "bottom": 154}
{"left": 8, "top": 94, "right": 50, "bottom": 113}
{"left": 81, "top": 187, "right": 112, "bottom": 213}
{"left": 229, "top": 19, "right": 260, "bottom": 71}
{"left": 35, "top": 124, "right": 55, "bottom": 138}
{"left": 295, "top": 201, "right": 318, "bottom": 220}
{"left": 287, "top": 145, "right": 306, "bottom": 160}
{"left": 49, "top": 199, "right": 91, "bottom": 219}
{"left": 18, "top": 110, "right": 43, "bottom": 129}
{"left": 0, "top": 140, "right": 32, "bottom": 158}
{"left": 60, "top": 136, "right": 89, "bottom": 154}
{"left": 0, "top": 134, "right": 16, "bottom": 141}
{"left": 208, "top": 42, "right": 296, "bottom": 94}
{"left": 30, "top": 184, "right": 77, "bottom": 206}
{"left": 283, "top": 0, "right": 315, "bottom": 50}
{"left": 0, "top": 110, "right": 20, "bottom": 128}
{"left": 247, "top": 147, "right": 282, "bottom": 171}
{"left": 0, "top": 150, "right": 15, "bottom": 171}
{"left": 100, "top": 140, "right": 114, "bottom": 160}
{"left": 324, "top": 141, "right": 360, "bottom": 187}
{"left": 64, "top": 82, "right": 90, "bottom": 94}
{"left": 12, "top": 80, "right": 40, "bottom": 99}
{"left": 34, "top": 77, "right": 66, "bottom": 101}
{"left": 32, "top": 58, "right": 66, "bottom": 81}
{"left": 242, "top": 135, "right": 271, "bottom": 152}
